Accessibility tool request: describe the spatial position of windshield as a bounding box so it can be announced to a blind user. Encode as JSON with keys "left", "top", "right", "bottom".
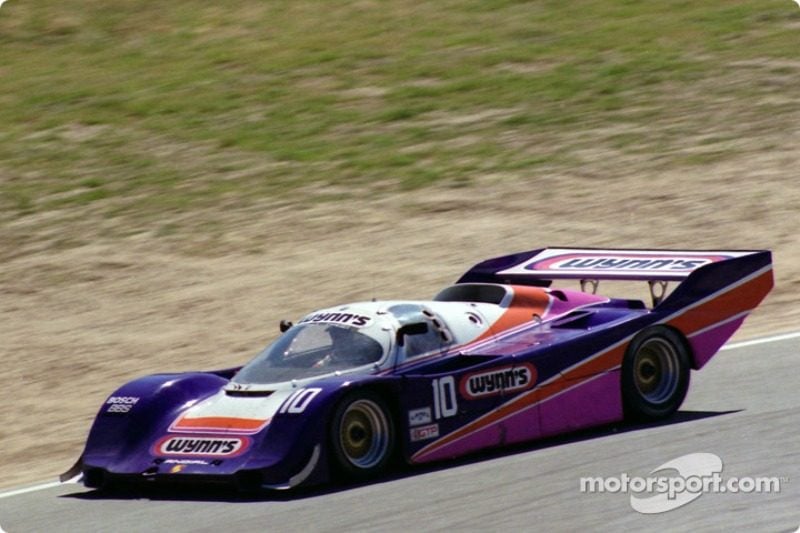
{"left": 233, "top": 323, "right": 389, "bottom": 384}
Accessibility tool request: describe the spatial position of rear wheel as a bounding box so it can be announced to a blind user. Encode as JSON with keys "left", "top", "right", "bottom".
{"left": 330, "top": 391, "right": 395, "bottom": 480}
{"left": 622, "top": 326, "right": 690, "bottom": 420}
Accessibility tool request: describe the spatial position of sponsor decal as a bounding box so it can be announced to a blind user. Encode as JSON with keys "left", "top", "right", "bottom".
{"left": 279, "top": 387, "right": 322, "bottom": 414}
{"left": 460, "top": 364, "right": 537, "bottom": 400}
{"left": 408, "top": 407, "right": 433, "bottom": 427}
{"left": 524, "top": 253, "right": 727, "bottom": 274}
{"left": 298, "top": 312, "right": 372, "bottom": 327}
{"left": 410, "top": 423, "right": 440, "bottom": 442}
{"left": 152, "top": 435, "right": 250, "bottom": 457}
{"left": 170, "top": 465, "right": 186, "bottom": 474}
{"left": 164, "top": 459, "right": 209, "bottom": 465}
{"left": 431, "top": 376, "right": 459, "bottom": 419}
{"left": 104, "top": 396, "right": 139, "bottom": 414}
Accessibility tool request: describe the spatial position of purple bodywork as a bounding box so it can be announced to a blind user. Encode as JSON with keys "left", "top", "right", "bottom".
{"left": 67, "top": 247, "right": 773, "bottom": 491}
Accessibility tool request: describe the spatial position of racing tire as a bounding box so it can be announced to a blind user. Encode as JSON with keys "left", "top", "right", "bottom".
{"left": 621, "top": 326, "right": 691, "bottom": 421}
{"left": 329, "top": 391, "right": 395, "bottom": 481}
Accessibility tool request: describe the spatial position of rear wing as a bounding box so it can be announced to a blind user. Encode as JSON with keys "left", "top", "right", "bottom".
{"left": 457, "top": 247, "right": 773, "bottom": 308}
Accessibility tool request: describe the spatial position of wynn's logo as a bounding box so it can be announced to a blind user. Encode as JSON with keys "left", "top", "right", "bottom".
{"left": 460, "top": 364, "right": 537, "bottom": 400}
{"left": 153, "top": 436, "right": 249, "bottom": 457}
{"left": 532, "top": 256, "right": 712, "bottom": 272}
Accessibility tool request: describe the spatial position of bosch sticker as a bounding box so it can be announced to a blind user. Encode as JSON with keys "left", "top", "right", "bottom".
{"left": 105, "top": 396, "right": 139, "bottom": 414}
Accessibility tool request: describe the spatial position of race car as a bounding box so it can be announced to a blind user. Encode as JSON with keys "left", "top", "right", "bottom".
{"left": 64, "top": 247, "right": 773, "bottom": 491}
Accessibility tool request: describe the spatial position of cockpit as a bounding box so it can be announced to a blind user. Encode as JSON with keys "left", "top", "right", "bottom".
{"left": 232, "top": 320, "right": 391, "bottom": 385}
{"left": 231, "top": 302, "right": 460, "bottom": 385}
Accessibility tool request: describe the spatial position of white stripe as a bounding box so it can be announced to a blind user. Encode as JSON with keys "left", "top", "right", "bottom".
{"left": 462, "top": 297, "right": 608, "bottom": 354}
{"left": 413, "top": 272, "right": 775, "bottom": 460}
{"left": 414, "top": 333, "right": 631, "bottom": 460}
{"left": 414, "top": 368, "right": 617, "bottom": 461}
{"left": 539, "top": 334, "right": 629, "bottom": 385}
{"left": 0, "top": 480, "right": 67, "bottom": 500}
{"left": 687, "top": 310, "right": 751, "bottom": 339}
{"left": 721, "top": 330, "right": 800, "bottom": 351}
{"left": 658, "top": 264, "right": 772, "bottom": 327}
{"left": 490, "top": 266, "right": 763, "bottom": 383}
{"left": 414, "top": 324, "right": 796, "bottom": 461}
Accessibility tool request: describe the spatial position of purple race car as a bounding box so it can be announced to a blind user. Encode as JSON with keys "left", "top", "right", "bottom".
{"left": 64, "top": 247, "right": 773, "bottom": 491}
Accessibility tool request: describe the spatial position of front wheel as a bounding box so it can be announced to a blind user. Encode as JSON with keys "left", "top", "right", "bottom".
{"left": 329, "top": 391, "right": 395, "bottom": 480}
{"left": 622, "top": 326, "right": 691, "bottom": 421}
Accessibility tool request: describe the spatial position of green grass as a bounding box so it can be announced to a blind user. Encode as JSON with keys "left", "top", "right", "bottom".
{"left": 1, "top": 0, "right": 798, "bottom": 225}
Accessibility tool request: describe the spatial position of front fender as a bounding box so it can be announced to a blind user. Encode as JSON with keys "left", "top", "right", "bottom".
{"left": 243, "top": 375, "right": 403, "bottom": 486}
{"left": 81, "top": 372, "right": 227, "bottom": 465}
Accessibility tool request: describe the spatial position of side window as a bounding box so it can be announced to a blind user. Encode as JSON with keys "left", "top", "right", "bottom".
{"left": 402, "top": 319, "right": 453, "bottom": 361}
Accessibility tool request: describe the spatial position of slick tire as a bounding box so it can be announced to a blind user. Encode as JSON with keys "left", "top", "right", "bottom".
{"left": 622, "top": 326, "right": 691, "bottom": 421}
{"left": 329, "top": 391, "right": 395, "bottom": 481}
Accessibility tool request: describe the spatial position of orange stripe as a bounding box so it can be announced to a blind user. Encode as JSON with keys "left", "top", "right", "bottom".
{"left": 415, "top": 267, "right": 773, "bottom": 461}
{"left": 473, "top": 286, "right": 551, "bottom": 343}
{"left": 174, "top": 416, "right": 268, "bottom": 431}
{"left": 414, "top": 344, "right": 625, "bottom": 459}
{"left": 668, "top": 270, "right": 773, "bottom": 335}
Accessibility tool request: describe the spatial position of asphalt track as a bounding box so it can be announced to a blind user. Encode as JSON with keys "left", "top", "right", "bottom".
{"left": 1, "top": 333, "right": 798, "bottom": 532}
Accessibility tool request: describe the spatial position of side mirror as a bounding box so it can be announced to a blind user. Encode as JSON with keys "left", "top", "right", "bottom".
{"left": 396, "top": 322, "right": 429, "bottom": 346}
{"left": 279, "top": 320, "right": 293, "bottom": 333}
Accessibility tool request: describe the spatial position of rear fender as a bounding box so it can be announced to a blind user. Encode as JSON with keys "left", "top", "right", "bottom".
{"left": 657, "top": 251, "right": 773, "bottom": 368}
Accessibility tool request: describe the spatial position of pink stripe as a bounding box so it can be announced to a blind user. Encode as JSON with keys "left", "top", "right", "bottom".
{"left": 412, "top": 370, "right": 620, "bottom": 463}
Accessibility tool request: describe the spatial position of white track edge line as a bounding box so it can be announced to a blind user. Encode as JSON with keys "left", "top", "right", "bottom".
{"left": 721, "top": 330, "right": 800, "bottom": 350}
{"left": 0, "top": 480, "right": 70, "bottom": 499}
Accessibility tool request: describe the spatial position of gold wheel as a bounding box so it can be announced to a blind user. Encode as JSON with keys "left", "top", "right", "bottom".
{"left": 622, "top": 327, "right": 691, "bottom": 420}
{"left": 632, "top": 337, "right": 679, "bottom": 404}
{"left": 336, "top": 397, "right": 391, "bottom": 471}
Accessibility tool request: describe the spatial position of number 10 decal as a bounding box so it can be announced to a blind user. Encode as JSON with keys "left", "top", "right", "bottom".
{"left": 431, "top": 376, "right": 458, "bottom": 419}
{"left": 279, "top": 387, "right": 322, "bottom": 414}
